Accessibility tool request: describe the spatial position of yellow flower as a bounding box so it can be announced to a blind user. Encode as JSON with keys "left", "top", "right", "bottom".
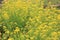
{"left": 46, "top": 37, "right": 51, "bottom": 40}
{"left": 57, "top": 10, "right": 60, "bottom": 12}
{"left": 57, "top": 14, "right": 60, "bottom": 20}
{"left": 4, "top": 0, "right": 8, "bottom": 4}
{"left": 14, "top": 22, "right": 17, "bottom": 25}
{"left": 26, "top": 39, "right": 29, "bottom": 40}
{"left": 28, "top": 29, "right": 32, "bottom": 33}
{"left": 29, "top": 17, "right": 34, "bottom": 22}
{"left": 34, "top": 30, "right": 39, "bottom": 35}
{"left": 58, "top": 31, "right": 60, "bottom": 34}
{"left": 3, "top": 37, "right": 7, "bottom": 39}
{"left": 5, "top": 30, "right": 10, "bottom": 34}
{"left": 10, "top": 32, "right": 13, "bottom": 35}
{"left": 48, "top": 21, "right": 57, "bottom": 25}
{"left": 52, "top": 38, "right": 59, "bottom": 40}
{"left": 41, "top": 35, "right": 46, "bottom": 38}
{"left": 35, "top": 0, "right": 39, "bottom": 3}
{"left": 58, "top": 31, "right": 60, "bottom": 35}
{"left": 3, "top": 26, "right": 6, "bottom": 28}
{"left": 25, "top": 35, "right": 29, "bottom": 38}
{"left": 2, "top": 11, "right": 9, "bottom": 20}
{"left": 30, "top": 36, "right": 35, "bottom": 40}
{"left": 47, "top": 16, "right": 52, "bottom": 19}
{"left": 52, "top": 32, "right": 57, "bottom": 35}
{"left": 14, "top": 27, "right": 20, "bottom": 33}
{"left": 15, "top": 1, "right": 21, "bottom": 8}
{"left": 35, "top": 16, "right": 41, "bottom": 21}
{"left": 51, "top": 32, "right": 58, "bottom": 37}
{"left": 48, "top": 26, "right": 52, "bottom": 29}
{"left": 8, "top": 38, "right": 14, "bottom": 40}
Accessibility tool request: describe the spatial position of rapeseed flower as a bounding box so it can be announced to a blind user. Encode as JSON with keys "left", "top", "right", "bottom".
{"left": 51, "top": 32, "right": 58, "bottom": 37}
{"left": 2, "top": 11, "right": 9, "bottom": 20}
{"left": 5, "top": 30, "right": 10, "bottom": 34}
{"left": 3, "top": 26, "right": 6, "bottom": 29}
{"left": 14, "top": 27, "right": 20, "bottom": 33}
{"left": 8, "top": 38, "right": 14, "bottom": 40}
{"left": 1, "top": 0, "right": 60, "bottom": 40}
{"left": 57, "top": 14, "right": 60, "bottom": 20}
{"left": 26, "top": 39, "right": 29, "bottom": 40}
{"left": 30, "top": 36, "right": 35, "bottom": 40}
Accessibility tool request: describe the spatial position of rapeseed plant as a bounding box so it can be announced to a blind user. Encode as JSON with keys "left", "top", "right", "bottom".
{"left": 57, "top": 14, "right": 60, "bottom": 20}
{"left": 0, "top": 0, "right": 60, "bottom": 40}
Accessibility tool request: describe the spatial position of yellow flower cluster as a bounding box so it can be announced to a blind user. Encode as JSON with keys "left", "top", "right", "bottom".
{"left": 2, "top": 11, "right": 9, "bottom": 20}
{"left": 0, "top": 0, "right": 60, "bottom": 40}
{"left": 8, "top": 37, "right": 14, "bottom": 40}
{"left": 57, "top": 14, "right": 60, "bottom": 20}
{"left": 14, "top": 27, "right": 20, "bottom": 33}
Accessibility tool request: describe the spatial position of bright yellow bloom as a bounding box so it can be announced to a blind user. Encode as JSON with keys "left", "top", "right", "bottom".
{"left": 57, "top": 14, "right": 60, "bottom": 20}
{"left": 14, "top": 27, "right": 20, "bottom": 33}
{"left": 8, "top": 38, "right": 14, "bottom": 40}
{"left": 58, "top": 31, "right": 60, "bottom": 34}
{"left": 15, "top": 1, "right": 21, "bottom": 8}
{"left": 51, "top": 32, "right": 58, "bottom": 37}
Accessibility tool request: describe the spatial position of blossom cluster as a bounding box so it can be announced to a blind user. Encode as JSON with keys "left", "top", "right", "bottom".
{"left": 0, "top": 0, "right": 60, "bottom": 40}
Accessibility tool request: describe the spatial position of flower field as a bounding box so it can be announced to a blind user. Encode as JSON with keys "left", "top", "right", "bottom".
{"left": 0, "top": 0, "right": 60, "bottom": 40}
